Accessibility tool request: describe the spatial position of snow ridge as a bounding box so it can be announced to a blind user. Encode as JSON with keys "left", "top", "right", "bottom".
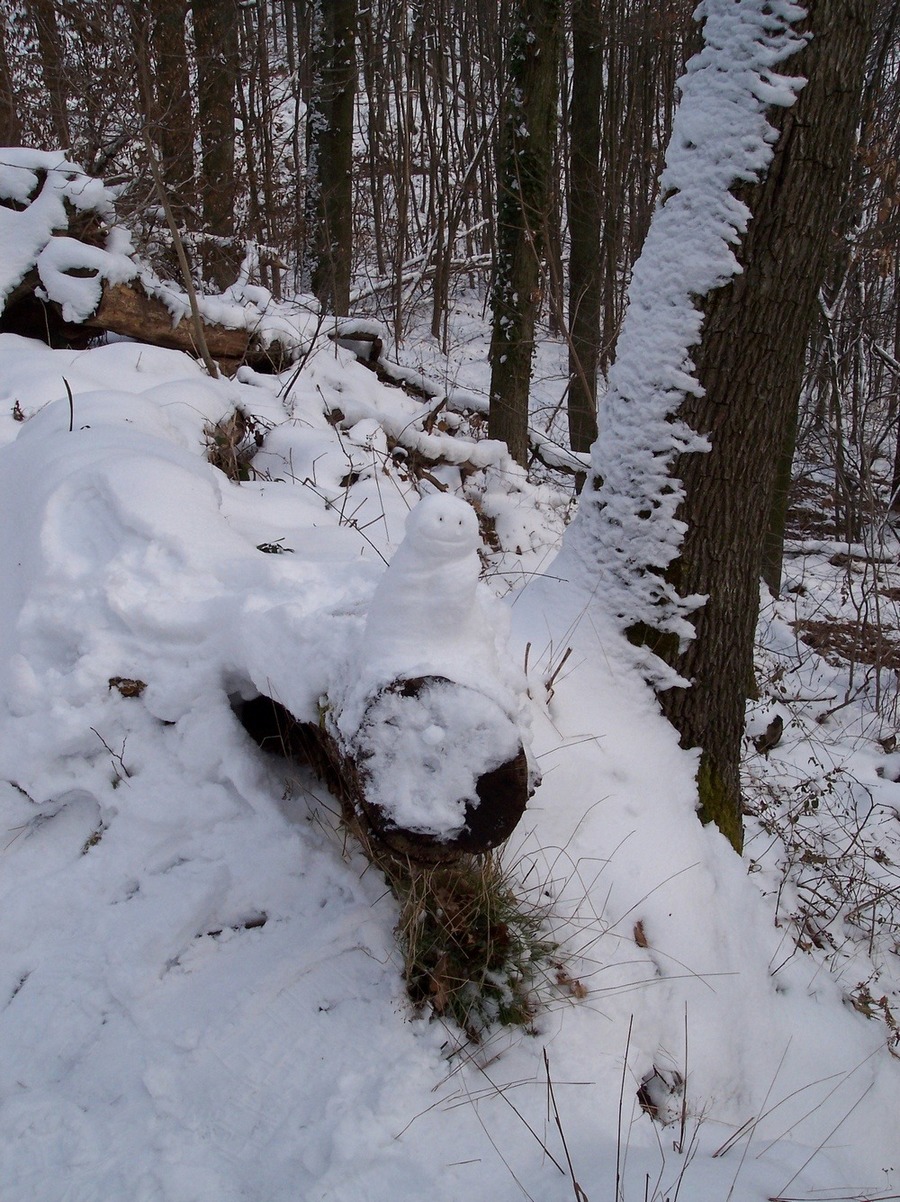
{"left": 562, "top": 0, "right": 807, "bottom": 679}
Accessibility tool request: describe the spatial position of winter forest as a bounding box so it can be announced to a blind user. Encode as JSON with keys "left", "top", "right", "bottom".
{"left": 1, "top": 0, "right": 900, "bottom": 1199}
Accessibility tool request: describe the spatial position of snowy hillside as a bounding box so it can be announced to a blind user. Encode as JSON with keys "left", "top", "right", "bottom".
{"left": 0, "top": 324, "right": 897, "bottom": 1202}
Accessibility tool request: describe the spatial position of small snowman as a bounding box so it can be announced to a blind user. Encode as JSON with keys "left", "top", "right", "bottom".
{"left": 331, "top": 493, "right": 532, "bottom": 849}
{"left": 362, "top": 492, "right": 486, "bottom": 676}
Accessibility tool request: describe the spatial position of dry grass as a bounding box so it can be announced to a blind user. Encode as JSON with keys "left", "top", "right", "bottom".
{"left": 388, "top": 852, "right": 555, "bottom": 1041}
{"left": 205, "top": 408, "right": 263, "bottom": 481}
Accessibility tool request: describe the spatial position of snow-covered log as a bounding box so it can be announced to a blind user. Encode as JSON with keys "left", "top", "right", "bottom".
{"left": 89, "top": 281, "right": 265, "bottom": 371}
{"left": 241, "top": 680, "right": 531, "bottom": 864}
{"left": 0, "top": 148, "right": 301, "bottom": 374}
{"left": 241, "top": 495, "right": 537, "bottom": 863}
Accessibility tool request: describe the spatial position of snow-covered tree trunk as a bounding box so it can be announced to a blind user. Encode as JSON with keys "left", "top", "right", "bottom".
{"left": 488, "top": 0, "right": 561, "bottom": 467}
{"left": 562, "top": 0, "right": 872, "bottom": 850}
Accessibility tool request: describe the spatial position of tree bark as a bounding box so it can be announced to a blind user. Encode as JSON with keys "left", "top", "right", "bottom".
{"left": 656, "top": 0, "right": 873, "bottom": 849}
{"left": 567, "top": 0, "right": 603, "bottom": 453}
{"left": 305, "top": 0, "right": 357, "bottom": 316}
{"left": 27, "top": 0, "right": 70, "bottom": 149}
{"left": 147, "top": 0, "right": 195, "bottom": 218}
{"left": 0, "top": 15, "right": 22, "bottom": 147}
{"left": 192, "top": 0, "right": 239, "bottom": 287}
{"left": 488, "top": 0, "right": 562, "bottom": 467}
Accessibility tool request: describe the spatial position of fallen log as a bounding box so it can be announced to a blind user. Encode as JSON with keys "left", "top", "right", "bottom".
{"left": 1, "top": 277, "right": 293, "bottom": 375}
{"left": 89, "top": 281, "right": 262, "bottom": 371}
{"left": 238, "top": 679, "right": 532, "bottom": 864}
{"left": 0, "top": 151, "right": 296, "bottom": 374}
{"left": 239, "top": 493, "right": 537, "bottom": 864}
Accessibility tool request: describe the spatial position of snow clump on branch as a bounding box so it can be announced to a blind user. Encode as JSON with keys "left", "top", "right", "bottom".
{"left": 0, "top": 147, "right": 136, "bottom": 321}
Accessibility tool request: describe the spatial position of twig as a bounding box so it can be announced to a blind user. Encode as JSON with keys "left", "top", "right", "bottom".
{"left": 142, "top": 132, "right": 219, "bottom": 380}
{"left": 63, "top": 377, "right": 74, "bottom": 431}
{"left": 544, "top": 1049, "right": 589, "bottom": 1201}
{"left": 616, "top": 1015, "right": 634, "bottom": 1202}
{"left": 90, "top": 727, "right": 131, "bottom": 781}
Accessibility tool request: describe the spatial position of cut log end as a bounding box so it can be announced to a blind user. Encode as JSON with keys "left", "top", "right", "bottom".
{"left": 237, "top": 683, "right": 533, "bottom": 865}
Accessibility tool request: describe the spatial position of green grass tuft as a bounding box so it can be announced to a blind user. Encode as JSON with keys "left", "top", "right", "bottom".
{"left": 390, "top": 853, "right": 556, "bottom": 1041}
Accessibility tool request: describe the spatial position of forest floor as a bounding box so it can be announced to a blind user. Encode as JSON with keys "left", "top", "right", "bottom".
{"left": 0, "top": 284, "right": 898, "bottom": 1201}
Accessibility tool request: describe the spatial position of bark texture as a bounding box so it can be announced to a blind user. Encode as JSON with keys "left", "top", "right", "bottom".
{"left": 27, "top": 0, "right": 69, "bottom": 148}
{"left": 146, "top": 0, "right": 194, "bottom": 217}
{"left": 567, "top": 0, "right": 603, "bottom": 454}
{"left": 306, "top": 0, "right": 357, "bottom": 315}
{"left": 488, "top": 0, "right": 562, "bottom": 466}
{"left": 0, "top": 17, "right": 21, "bottom": 147}
{"left": 192, "top": 0, "right": 239, "bottom": 286}
{"left": 657, "top": 0, "right": 872, "bottom": 850}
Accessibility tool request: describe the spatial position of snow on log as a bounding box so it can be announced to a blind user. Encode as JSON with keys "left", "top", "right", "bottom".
{"left": 330, "top": 494, "right": 536, "bottom": 859}
{"left": 241, "top": 495, "right": 536, "bottom": 863}
{"left": 240, "top": 679, "right": 531, "bottom": 863}
{"left": 0, "top": 147, "right": 303, "bottom": 374}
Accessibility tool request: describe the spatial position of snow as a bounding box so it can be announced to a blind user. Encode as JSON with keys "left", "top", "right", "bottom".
{"left": 0, "top": 323, "right": 897, "bottom": 1202}
{"left": 1, "top": 14, "right": 899, "bottom": 1184}
{"left": 347, "top": 493, "right": 507, "bottom": 705}
{"left": 351, "top": 679, "right": 521, "bottom": 837}
{"left": 560, "top": 0, "right": 808, "bottom": 679}
{"left": 332, "top": 493, "right": 526, "bottom": 838}
{"left": 0, "top": 148, "right": 137, "bottom": 320}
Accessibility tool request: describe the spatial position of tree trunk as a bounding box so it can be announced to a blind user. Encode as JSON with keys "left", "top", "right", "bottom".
{"left": 488, "top": 0, "right": 561, "bottom": 467}
{"left": 192, "top": 0, "right": 239, "bottom": 287}
{"left": 147, "top": 0, "right": 195, "bottom": 219}
{"left": 761, "top": 398, "right": 798, "bottom": 597}
{"left": 567, "top": 0, "right": 603, "bottom": 454}
{"left": 27, "top": 0, "right": 70, "bottom": 149}
{"left": 657, "top": 0, "right": 872, "bottom": 849}
{"left": 305, "top": 0, "right": 356, "bottom": 316}
{"left": 0, "top": 15, "right": 22, "bottom": 147}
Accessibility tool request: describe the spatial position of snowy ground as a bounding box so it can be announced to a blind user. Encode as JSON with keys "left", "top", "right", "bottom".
{"left": 0, "top": 321, "right": 898, "bottom": 1202}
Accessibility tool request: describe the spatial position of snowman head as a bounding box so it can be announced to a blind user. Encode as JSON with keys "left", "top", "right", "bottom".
{"left": 403, "top": 494, "right": 479, "bottom": 560}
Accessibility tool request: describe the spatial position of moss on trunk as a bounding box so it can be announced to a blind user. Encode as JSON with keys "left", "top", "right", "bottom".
{"left": 696, "top": 753, "right": 743, "bottom": 853}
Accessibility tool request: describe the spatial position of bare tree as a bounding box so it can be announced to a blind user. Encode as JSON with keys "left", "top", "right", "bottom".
{"left": 0, "top": 15, "right": 22, "bottom": 147}
{"left": 567, "top": 0, "right": 603, "bottom": 454}
{"left": 193, "top": 0, "right": 239, "bottom": 287}
{"left": 26, "top": 0, "right": 69, "bottom": 148}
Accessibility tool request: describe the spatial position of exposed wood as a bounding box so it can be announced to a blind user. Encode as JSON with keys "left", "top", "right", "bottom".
{"left": 1, "top": 275, "right": 291, "bottom": 375}
{"left": 94, "top": 283, "right": 248, "bottom": 361}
